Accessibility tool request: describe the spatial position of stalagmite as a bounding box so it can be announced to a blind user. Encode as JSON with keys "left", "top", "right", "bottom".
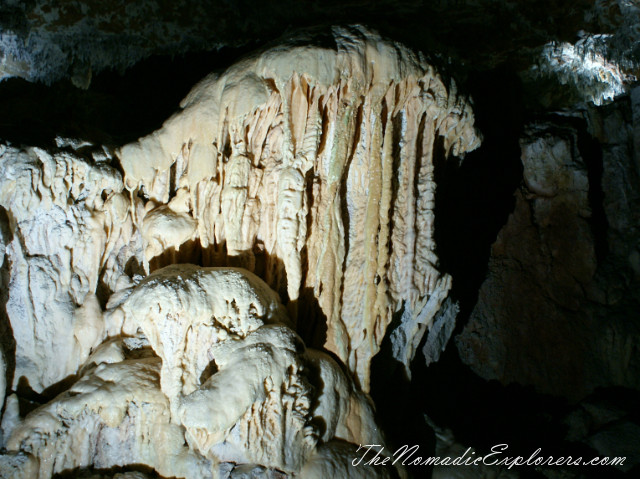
{"left": 9, "top": 265, "right": 390, "bottom": 478}
{"left": 6, "top": 341, "right": 214, "bottom": 479}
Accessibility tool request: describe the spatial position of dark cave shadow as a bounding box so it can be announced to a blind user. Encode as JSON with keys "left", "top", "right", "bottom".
{"left": 433, "top": 65, "right": 525, "bottom": 333}
{"left": 0, "top": 46, "right": 258, "bottom": 149}
{"left": 0, "top": 206, "right": 15, "bottom": 418}
{"left": 15, "top": 373, "right": 81, "bottom": 417}
{"left": 295, "top": 287, "right": 328, "bottom": 349}
{"left": 199, "top": 359, "right": 219, "bottom": 384}
{"left": 369, "top": 306, "right": 436, "bottom": 479}
{"left": 372, "top": 66, "right": 630, "bottom": 479}
{"left": 53, "top": 464, "right": 167, "bottom": 479}
{"left": 372, "top": 321, "right": 638, "bottom": 479}
{"left": 148, "top": 237, "right": 291, "bottom": 299}
{"left": 303, "top": 350, "right": 330, "bottom": 439}
{"left": 371, "top": 66, "right": 527, "bottom": 479}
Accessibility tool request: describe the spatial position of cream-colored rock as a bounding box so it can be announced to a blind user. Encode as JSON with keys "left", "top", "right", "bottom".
{"left": 0, "top": 452, "right": 40, "bottom": 479}
{"left": 1, "top": 394, "right": 20, "bottom": 447}
{"left": 108, "top": 264, "right": 385, "bottom": 475}
{"left": 107, "top": 264, "right": 289, "bottom": 415}
{"left": 6, "top": 353, "right": 213, "bottom": 479}
{"left": 118, "top": 25, "right": 480, "bottom": 389}
{"left": 0, "top": 27, "right": 481, "bottom": 478}
{"left": 180, "top": 324, "right": 316, "bottom": 473}
{"left": 0, "top": 144, "right": 143, "bottom": 392}
{"left": 303, "top": 349, "right": 382, "bottom": 446}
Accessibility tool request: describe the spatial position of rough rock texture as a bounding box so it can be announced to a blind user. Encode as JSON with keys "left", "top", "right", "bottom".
{"left": 300, "top": 441, "right": 394, "bottom": 479}
{"left": 106, "top": 265, "right": 289, "bottom": 415}
{"left": 0, "top": 27, "right": 458, "bottom": 478}
{"left": 0, "top": 143, "right": 142, "bottom": 393}
{"left": 6, "top": 266, "right": 390, "bottom": 478}
{"left": 1, "top": 1, "right": 639, "bottom": 112}
{"left": 108, "top": 265, "right": 385, "bottom": 475}
{"left": 421, "top": 298, "right": 459, "bottom": 367}
{"left": 1, "top": 3, "right": 639, "bottom": 477}
{"left": 0, "top": 452, "right": 39, "bottom": 479}
{"left": 6, "top": 350, "right": 214, "bottom": 479}
{"left": 118, "top": 25, "right": 479, "bottom": 390}
{"left": 457, "top": 91, "right": 640, "bottom": 400}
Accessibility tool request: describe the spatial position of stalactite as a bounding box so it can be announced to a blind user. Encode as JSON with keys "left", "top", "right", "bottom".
{"left": 118, "top": 26, "right": 480, "bottom": 389}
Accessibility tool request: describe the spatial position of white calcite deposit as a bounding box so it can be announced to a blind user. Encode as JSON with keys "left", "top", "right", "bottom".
{"left": 6, "top": 354, "right": 213, "bottom": 479}
{"left": 0, "top": 143, "right": 141, "bottom": 393}
{"left": 0, "top": 25, "right": 478, "bottom": 478}
{"left": 6, "top": 266, "right": 388, "bottom": 478}
{"left": 118, "top": 25, "right": 479, "bottom": 389}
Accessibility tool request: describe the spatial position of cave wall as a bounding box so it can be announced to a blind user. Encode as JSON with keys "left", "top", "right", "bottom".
{"left": 457, "top": 92, "right": 640, "bottom": 400}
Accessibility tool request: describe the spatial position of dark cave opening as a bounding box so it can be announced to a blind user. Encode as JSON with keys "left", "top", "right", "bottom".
{"left": 371, "top": 63, "right": 529, "bottom": 478}
{"left": 0, "top": 45, "right": 257, "bottom": 148}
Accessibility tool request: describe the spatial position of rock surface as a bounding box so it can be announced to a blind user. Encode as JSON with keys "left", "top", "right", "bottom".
{"left": 0, "top": 143, "right": 141, "bottom": 393}
{"left": 7, "top": 353, "right": 213, "bottom": 479}
{"left": 6, "top": 266, "right": 391, "bottom": 479}
{"left": 0, "top": 452, "right": 39, "bottom": 479}
{"left": 457, "top": 94, "right": 640, "bottom": 400}
{"left": 2, "top": 1, "right": 639, "bottom": 112}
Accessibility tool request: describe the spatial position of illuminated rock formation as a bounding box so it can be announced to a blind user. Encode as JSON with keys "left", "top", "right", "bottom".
{"left": 0, "top": 143, "right": 140, "bottom": 393}
{"left": 119, "top": 25, "right": 479, "bottom": 389}
{"left": 0, "top": 25, "right": 478, "bottom": 478}
{"left": 7, "top": 266, "right": 388, "bottom": 478}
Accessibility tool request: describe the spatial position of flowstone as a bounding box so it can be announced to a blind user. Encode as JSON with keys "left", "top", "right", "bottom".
{"left": 8, "top": 266, "right": 389, "bottom": 478}
{"left": 118, "top": 25, "right": 479, "bottom": 388}
{"left": 0, "top": 25, "right": 479, "bottom": 478}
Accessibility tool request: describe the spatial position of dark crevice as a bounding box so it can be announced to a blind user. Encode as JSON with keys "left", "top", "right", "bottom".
{"left": 386, "top": 111, "right": 404, "bottom": 269}
{"left": 0, "top": 207, "right": 15, "bottom": 414}
{"left": 370, "top": 306, "right": 436, "bottom": 479}
{"left": 574, "top": 118, "right": 609, "bottom": 264}
{"left": 435, "top": 65, "right": 525, "bottom": 330}
{"left": 53, "top": 464, "right": 168, "bottom": 479}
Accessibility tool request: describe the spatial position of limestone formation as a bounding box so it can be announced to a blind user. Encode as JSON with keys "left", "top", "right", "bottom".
{"left": 118, "top": 25, "right": 479, "bottom": 389}
{"left": 0, "top": 452, "right": 40, "bottom": 479}
{"left": 0, "top": 25, "right": 478, "bottom": 478}
{"left": 7, "top": 266, "right": 390, "bottom": 478}
{"left": 0, "top": 143, "right": 141, "bottom": 393}
{"left": 6, "top": 354, "right": 213, "bottom": 478}
{"left": 105, "top": 265, "right": 290, "bottom": 415}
